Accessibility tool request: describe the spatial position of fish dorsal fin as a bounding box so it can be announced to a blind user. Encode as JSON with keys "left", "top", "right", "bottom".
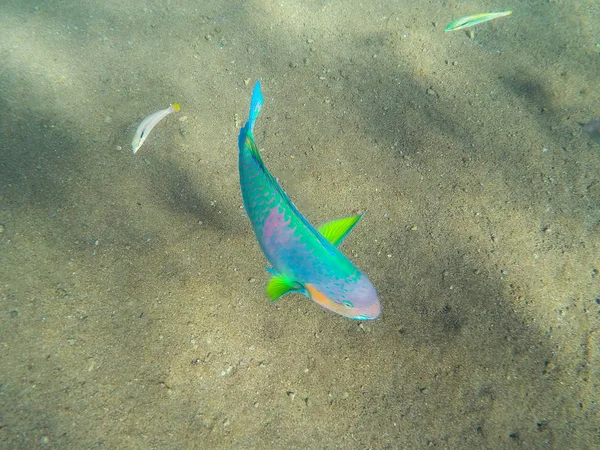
{"left": 265, "top": 269, "right": 304, "bottom": 301}
{"left": 317, "top": 215, "right": 362, "bottom": 247}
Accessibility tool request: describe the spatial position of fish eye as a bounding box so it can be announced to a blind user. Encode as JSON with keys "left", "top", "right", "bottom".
{"left": 342, "top": 300, "right": 354, "bottom": 308}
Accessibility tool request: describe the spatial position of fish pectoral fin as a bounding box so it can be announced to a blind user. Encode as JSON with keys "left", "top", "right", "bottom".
{"left": 265, "top": 271, "right": 303, "bottom": 301}
{"left": 317, "top": 215, "right": 362, "bottom": 247}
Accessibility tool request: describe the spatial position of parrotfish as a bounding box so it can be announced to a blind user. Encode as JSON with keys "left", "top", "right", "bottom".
{"left": 238, "top": 81, "right": 381, "bottom": 320}
{"left": 132, "top": 103, "right": 180, "bottom": 154}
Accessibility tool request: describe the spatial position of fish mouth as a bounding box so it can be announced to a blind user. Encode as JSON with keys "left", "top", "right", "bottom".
{"left": 304, "top": 283, "right": 381, "bottom": 320}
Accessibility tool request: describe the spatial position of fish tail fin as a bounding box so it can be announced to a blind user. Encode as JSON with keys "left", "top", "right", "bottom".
{"left": 247, "top": 81, "right": 264, "bottom": 132}
{"left": 238, "top": 81, "right": 264, "bottom": 150}
{"left": 170, "top": 103, "right": 181, "bottom": 112}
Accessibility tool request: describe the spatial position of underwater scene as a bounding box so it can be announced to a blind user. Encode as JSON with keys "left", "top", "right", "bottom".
{"left": 0, "top": 0, "right": 598, "bottom": 448}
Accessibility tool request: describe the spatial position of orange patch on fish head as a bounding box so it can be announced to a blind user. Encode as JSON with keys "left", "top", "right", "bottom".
{"left": 304, "top": 283, "right": 381, "bottom": 320}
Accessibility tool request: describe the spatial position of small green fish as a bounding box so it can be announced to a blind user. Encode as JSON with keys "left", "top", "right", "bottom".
{"left": 445, "top": 11, "right": 512, "bottom": 32}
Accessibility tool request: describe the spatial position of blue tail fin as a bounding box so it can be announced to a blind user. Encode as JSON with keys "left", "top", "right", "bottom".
{"left": 238, "top": 81, "right": 264, "bottom": 149}
{"left": 247, "top": 81, "right": 264, "bottom": 131}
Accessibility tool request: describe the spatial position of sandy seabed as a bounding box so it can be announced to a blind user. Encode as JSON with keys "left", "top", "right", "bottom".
{"left": 0, "top": 1, "right": 598, "bottom": 448}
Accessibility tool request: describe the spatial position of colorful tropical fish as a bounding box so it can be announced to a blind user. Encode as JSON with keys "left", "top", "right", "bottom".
{"left": 238, "top": 81, "right": 381, "bottom": 320}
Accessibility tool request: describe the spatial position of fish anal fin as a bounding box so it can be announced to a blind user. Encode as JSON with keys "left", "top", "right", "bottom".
{"left": 265, "top": 271, "right": 303, "bottom": 301}
{"left": 318, "top": 215, "right": 362, "bottom": 247}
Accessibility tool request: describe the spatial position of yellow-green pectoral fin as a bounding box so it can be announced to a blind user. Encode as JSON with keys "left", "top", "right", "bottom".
{"left": 318, "top": 215, "right": 362, "bottom": 247}
{"left": 266, "top": 270, "right": 304, "bottom": 301}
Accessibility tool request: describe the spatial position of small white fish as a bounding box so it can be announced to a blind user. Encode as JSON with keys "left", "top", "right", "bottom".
{"left": 132, "top": 103, "right": 181, "bottom": 154}
{"left": 445, "top": 11, "right": 512, "bottom": 32}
